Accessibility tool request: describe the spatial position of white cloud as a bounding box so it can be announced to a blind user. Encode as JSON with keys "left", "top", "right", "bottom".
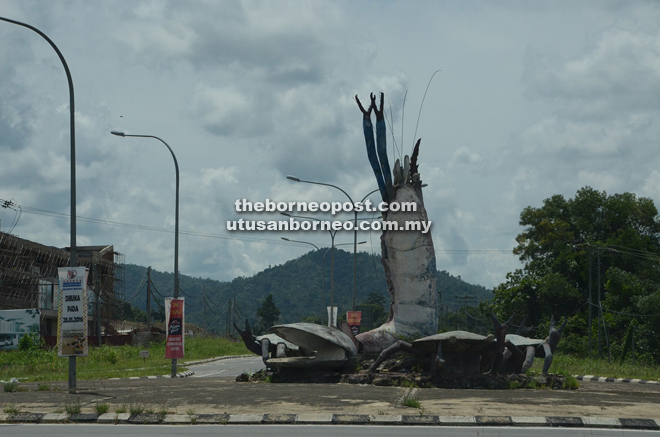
{"left": 2, "top": 1, "right": 660, "bottom": 292}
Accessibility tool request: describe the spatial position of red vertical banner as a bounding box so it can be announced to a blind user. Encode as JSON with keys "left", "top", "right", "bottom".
{"left": 165, "top": 298, "right": 184, "bottom": 359}
{"left": 346, "top": 311, "right": 362, "bottom": 336}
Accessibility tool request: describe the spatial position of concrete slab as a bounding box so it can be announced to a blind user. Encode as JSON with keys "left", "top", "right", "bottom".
{"left": 333, "top": 414, "right": 369, "bottom": 424}
{"left": 581, "top": 417, "right": 621, "bottom": 428}
{"left": 262, "top": 413, "right": 296, "bottom": 424}
{"left": 511, "top": 416, "right": 548, "bottom": 426}
{"left": 97, "top": 412, "right": 131, "bottom": 424}
{"left": 195, "top": 413, "right": 229, "bottom": 424}
{"left": 618, "top": 418, "right": 660, "bottom": 429}
{"left": 228, "top": 414, "right": 263, "bottom": 424}
{"left": 296, "top": 414, "right": 333, "bottom": 424}
{"left": 41, "top": 413, "right": 68, "bottom": 423}
{"left": 369, "top": 414, "right": 402, "bottom": 424}
{"left": 438, "top": 415, "right": 477, "bottom": 425}
{"left": 546, "top": 416, "right": 583, "bottom": 427}
{"left": 402, "top": 415, "right": 437, "bottom": 425}
{"left": 69, "top": 413, "right": 99, "bottom": 422}
{"left": 6, "top": 412, "right": 44, "bottom": 423}
{"left": 476, "top": 415, "right": 512, "bottom": 426}
{"left": 162, "top": 414, "right": 192, "bottom": 424}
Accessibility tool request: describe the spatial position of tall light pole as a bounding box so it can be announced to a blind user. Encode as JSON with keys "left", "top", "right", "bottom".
{"left": 1, "top": 16, "right": 78, "bottom": 393}
{"left": 281, "top": 237, "right": 365, "bottom": 325}
{"left": 286, "top": 175, "right": 379, "bottom": 311}
{"left": 281, "top": 237, "right": 324, "bottom": 322}
{"left": 111, "top": 131, "right": 180, "bottom": 377}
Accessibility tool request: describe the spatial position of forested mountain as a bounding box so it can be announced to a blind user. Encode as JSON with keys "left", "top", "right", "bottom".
{"left": 121, "top": 249, "right": 492, "bottom": 333}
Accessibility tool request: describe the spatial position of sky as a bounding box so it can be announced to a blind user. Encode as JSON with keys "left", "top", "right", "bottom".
{"left": 1, "top": 1, "right": 659, "bottom": 294}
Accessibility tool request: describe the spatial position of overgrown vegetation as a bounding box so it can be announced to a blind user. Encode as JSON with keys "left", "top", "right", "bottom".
{"left": 487, "top": 187, "right": 660, "bottom": 365}
{"left": 530, "top": 352, "right": 660, "bottom": 380}
{"left": 65, "top": 398, "right": 81, "bottom": 415}
{"left": 0, "top": 336, "right": 248, "bottom": 382}
{"left": 401, "top": 391, "right": 421, "bottom": 409}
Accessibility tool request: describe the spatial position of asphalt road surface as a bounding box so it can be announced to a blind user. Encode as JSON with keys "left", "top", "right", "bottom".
{"left": 188, "top": 355, "right": 264, "bottom": 378}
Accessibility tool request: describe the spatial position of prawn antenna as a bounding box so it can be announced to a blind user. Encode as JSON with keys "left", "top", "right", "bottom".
{"left": 412, "top": 69, "right": 441, "bottom": 152}
{"left": 401, "top": 90, "right": 407, "bottom": 162}
{"left": 385, "top": 98, "right": 401, "bottom": 160}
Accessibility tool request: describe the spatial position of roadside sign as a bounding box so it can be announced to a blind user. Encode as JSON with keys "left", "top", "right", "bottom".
{"left": 57, "top": 267, "right": 89, "bottom": 357}
{"left": 165, "top": 298, "right": 185, "bottom": 359}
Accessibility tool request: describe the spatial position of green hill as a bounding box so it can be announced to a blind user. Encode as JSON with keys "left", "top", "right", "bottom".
{"left": 120, "top": 249, "right": 492, "bottom": 333}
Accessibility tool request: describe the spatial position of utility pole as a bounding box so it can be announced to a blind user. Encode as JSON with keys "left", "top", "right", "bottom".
{"left": 226, "top": 298, "right": 231, "bottom": 338}
{"left": 230, "top": 298, "right": 235, "bottom": 339}
{"left": 453, "top": 295, "right": 476, "bottom": 331}
{"left": 597, "top": 248, "right": 602, "bottom": 357}
{"left": 588, "top": 247, "right": 592, "bottom": 357}
{"left": 146, "top": 267, "right": 151, "bottom": 333}
{"left": 203, "top": 285, "right": 207, "bottom": 336}
{"left": 95, "top": 263, "right": 101, "bottom": 346}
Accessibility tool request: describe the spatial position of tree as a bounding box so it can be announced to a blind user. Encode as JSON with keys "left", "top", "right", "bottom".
{"left": 257, "top": 294, "right": 281, "bottom": 330}
{"left": 492, "top": 187, "right": 660, "bottom": 360}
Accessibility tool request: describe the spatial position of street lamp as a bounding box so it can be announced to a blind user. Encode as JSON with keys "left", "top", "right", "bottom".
{"left": 1, "top": 15, "right": 78, "bottom": 393}
{"left": 286, "top": 175, "right": 379, "bottom": 311}
{"left": 111, "top": 131, "right": 180, "bottom": 377}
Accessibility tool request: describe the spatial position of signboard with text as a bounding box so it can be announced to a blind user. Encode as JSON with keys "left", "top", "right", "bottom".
{"left": 57, "top": 267, "right": 89, "bottom": 357}
{"left": 165, "top": 298, "right": 185, "bottom": 359}
{"left": 346, "top": 311, "right": 362, "bottom": 336}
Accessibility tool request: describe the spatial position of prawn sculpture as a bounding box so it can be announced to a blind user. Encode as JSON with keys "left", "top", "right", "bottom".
{"left": 355, "top": 93, "right": 438, "bottom": 355}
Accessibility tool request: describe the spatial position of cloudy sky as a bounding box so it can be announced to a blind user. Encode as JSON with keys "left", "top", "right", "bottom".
{"left": 1, "top": 1, "right": 659, "bottom": 293}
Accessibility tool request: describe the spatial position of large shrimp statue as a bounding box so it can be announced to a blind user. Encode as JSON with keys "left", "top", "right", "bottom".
{"left": 355, "top": 93, "right": 438, "bottom": 355}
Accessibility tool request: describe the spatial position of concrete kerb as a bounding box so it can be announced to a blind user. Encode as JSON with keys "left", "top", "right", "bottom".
{"left": 0, "top": 413, "right": 659, "bottom": 428}
{"left": 107, "top": 370, "right": 194, "bottom": 380}
{"left": 575, "top": 375, "right": 660, "bottom": 385}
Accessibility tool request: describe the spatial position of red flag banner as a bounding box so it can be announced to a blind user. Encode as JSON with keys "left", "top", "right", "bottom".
{"left": 165, "top": 298, "right": 184, "bottom": 359}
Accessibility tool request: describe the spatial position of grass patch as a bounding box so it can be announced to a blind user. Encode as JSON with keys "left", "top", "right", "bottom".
{"left": 0, "top": 337, "right": 249, "bottom": 382}
{"left": 524, "top": 379, "right": 539, "bottom": 389}
{"left": 94, "top": 403, "right": 110, "bottom": 414}
{"left": 37, "top": 383, "right": 52, "bottom": 391}
{"left": 529, "top": 353, "right": 660, "bottom": 381}
{"left": 401, "top": 391, "right": 421, "bottom": 409}
{"left": 129, "top": 403, "right": 145, "bottom": 415}
{"left": 3, "top": 404, "right": 20, "bottom": 413}
{"left": 115, "top": 404, "right": 127, "bottom": 414}
{"left": 65, "top": 398, "right": 81, "bottom": 415}
{"left": 563, "top": 375, "right": 580, "bottom": 390}
{"left": 4, "top": 382, "right": 22, "bottom": 392}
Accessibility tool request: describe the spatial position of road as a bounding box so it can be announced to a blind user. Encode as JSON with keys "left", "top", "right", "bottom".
{"left": 188, "top": 355, "right": 264, "bottom": 378}
{"left": 2, "top": 424, "right": 655, "bottom": 437}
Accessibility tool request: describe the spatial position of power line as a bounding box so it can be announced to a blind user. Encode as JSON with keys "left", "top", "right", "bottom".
{"left": 7, "top": 201, "right": 518, "bottom": 256}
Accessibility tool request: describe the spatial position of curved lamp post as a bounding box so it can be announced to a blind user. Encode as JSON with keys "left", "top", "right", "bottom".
{"left": 111, "top": 131, "right": 180, "bottom": 377}
{"left": 286, "top": 175, "right": 378, "bottom": 312}
{"left": 0, "top": 16, "right": 78, "bottom": 393}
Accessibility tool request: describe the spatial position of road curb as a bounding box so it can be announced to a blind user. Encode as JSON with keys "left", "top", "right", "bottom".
{"left": 575, "top": 375, "right": 660, "bottom": 384}
{"left": 107, "top": 370, "right": 194, "bottom": 380}
{"left": 0, "top": 413, "right": 659, "bottom": 428}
